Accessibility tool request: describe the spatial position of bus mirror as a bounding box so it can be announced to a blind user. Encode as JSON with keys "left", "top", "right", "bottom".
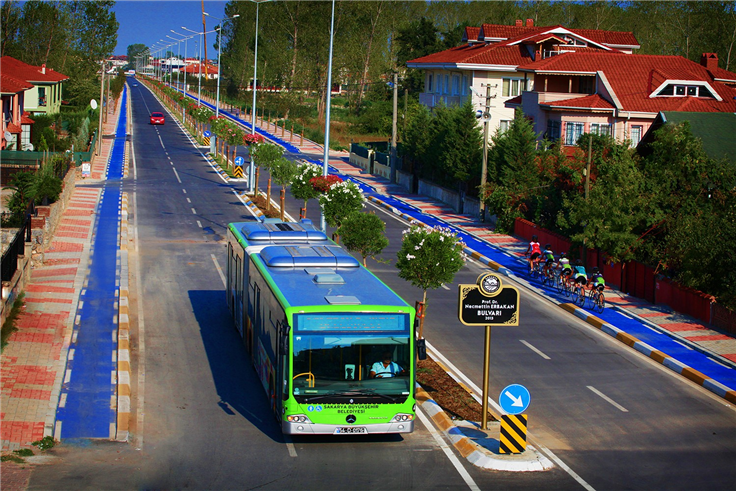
{"left": 416, "top": 338, "right": 427, "bottom": 360}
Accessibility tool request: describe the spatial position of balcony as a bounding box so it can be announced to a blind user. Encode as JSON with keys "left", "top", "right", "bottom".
{"left": 419, "top": 93, "right": 469, "bottom": 108}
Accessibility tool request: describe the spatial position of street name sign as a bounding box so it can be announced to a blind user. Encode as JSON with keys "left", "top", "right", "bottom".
{"left": 458, "top": 273, "right": 519, "bottom": 326}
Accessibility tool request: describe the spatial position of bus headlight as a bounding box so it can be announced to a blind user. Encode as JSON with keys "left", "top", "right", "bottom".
{"left": 286, "top": 414, "right": 313, "bottom": 424}
{"left": 391, "top": 413, "right": 414, "bottom": 422}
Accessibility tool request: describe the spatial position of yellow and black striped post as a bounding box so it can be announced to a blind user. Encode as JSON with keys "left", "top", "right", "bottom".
{"left": 203, "top": 136, "right": 210, "bottom": 147}
{"left": 233, "top": 165, "right": 243, "bottom": 178}
{"left": 499, "top": 414, "right": 528, "bottom": 454}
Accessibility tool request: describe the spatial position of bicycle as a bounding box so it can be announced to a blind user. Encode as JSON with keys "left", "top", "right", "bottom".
{"left": 541, "top": 264, "right": 555, "bottom": 286}
{"left": 527, "top": 255, "right": 543, "bottom": 278}
{"left": 589, "top": 287, "right": 605, "bottom": 313}
{"left": 572, "top": 282, "right": 586, "bottom": 306}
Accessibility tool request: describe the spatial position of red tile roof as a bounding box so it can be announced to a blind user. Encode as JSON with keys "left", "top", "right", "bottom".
{"left": 183, "top": 64, "right": 218, "bottom": 74}
{"left": 566, "top": 28, "right": 639, "bottom": 47}
{"left": 5, "top": 122, "right": 22, "bottom": 133}
{"left": 707, "top": 65, "right": 736, "bottom": 83}
{"left": 0, "top": 56, "right": 69, "bottom": 83}
{"left": 542, "top": 94, "right": 616, "bottom": 111}
{"left": 520, "top": 52, "right": 736, "bottom": 113}
{"left": 479, "top": 24, "right": 639, "bottom": 47}
{"left": 20, "top": 113, "right": 35, "bottom": 124}
{"left": 463, "top": 26, "right": 481, "bottom": 43}
{"left": 0, "top": 73, "right": 33, "bottom": 94}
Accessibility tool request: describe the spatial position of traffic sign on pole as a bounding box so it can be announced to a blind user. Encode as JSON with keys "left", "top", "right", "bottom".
{"left": 234, "top": 156, "right": 245, "bottom": 166}
{"left": 499, "top": 384, "right": 530, "bottom": 415}
{"left": 204, "top": 130, "right": 211, "bottom": 137}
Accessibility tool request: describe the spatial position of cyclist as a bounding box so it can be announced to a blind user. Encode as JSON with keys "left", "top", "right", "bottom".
{"left": 525, "top": 235, "right": 542, "bottom": 273}
{"left": 558, "top": 252, "right": 572, "bottom": 285}
{"left": 588, "top": 267, "right": 606, "bottom": 292}
{"left": 573, "top": 259, "right": 588, "bottom": 289}
{"left": 542, "top": 244, "right": 556, "bottom": 278}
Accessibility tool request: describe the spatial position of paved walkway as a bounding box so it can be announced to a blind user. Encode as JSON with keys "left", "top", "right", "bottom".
{"left": 1, "top": 94, "right": 123, "bottom": 454}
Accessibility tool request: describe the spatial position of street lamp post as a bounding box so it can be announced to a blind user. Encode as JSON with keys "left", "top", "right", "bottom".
{"left": 248, "top": 0, "right": 272, "bottom": 193}
{"left": 166, "top": 34, "right": 184, "bottom": 92}
{"left": 320, "top": 0, "right": 336, "bottom": 233}
{"left": 203, "top": 12, "right": 240, "bottom": 155}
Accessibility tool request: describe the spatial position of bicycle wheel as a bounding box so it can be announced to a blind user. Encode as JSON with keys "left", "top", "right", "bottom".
{"left": 563, "top": 278, "right": 571, "bottom": 297}
{"left": 595, "top": 292, "right": 605, "bottom": 313}
{"left": 575, "top": 286, "right": 586, "bottom": 306}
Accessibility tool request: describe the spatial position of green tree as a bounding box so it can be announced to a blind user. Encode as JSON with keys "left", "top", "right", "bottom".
{"left": 338, "top": 212, "right": 389, "bottom": 267}
{"left": 290, "top": 163, "right": 323, "bottom": 217}
{"left": 394, "top": 17, "right": 443, "bottom": 94}
{"left": 395, "top": 225, "right": 465, "bottom": 338}
{"left": 250, "top": 142, "right": 285, "bottom": 211}
{"left": 126, "top": 43, "right": 147, "bottom": 70}
{"left": 270, "top": 157, "right": 298, "bottom": 221}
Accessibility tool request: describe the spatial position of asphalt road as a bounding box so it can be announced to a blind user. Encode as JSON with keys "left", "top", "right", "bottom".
{"left": 29, "top": 82, "right": 736, "bottom": 491}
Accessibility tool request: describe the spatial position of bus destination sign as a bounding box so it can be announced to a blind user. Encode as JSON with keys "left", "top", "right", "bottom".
{"left": 458, "top": 273, "right": 520, "bottom": 326}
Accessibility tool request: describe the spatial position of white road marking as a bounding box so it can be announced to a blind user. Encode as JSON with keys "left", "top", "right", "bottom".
{"left": 441, "top": 284, "right": 451, "bottom": 290}
{"left": 182, "top": 188, "right": 187, "bottom": 194}
{"left": 197, "top": 220, "right": 202, "bottom": 228}
{"left": 415, "top": 408, "right": 480, "bottom": 491}
{"left": 58, "top": 393, "right": 67, "bottom": 408}
{"left": 54, "top": 421, "right": 62, "bottom": 439}
{"left": 186, "top": 198, "right": 191, "bottom": 203}
{"left": 211, "top": 254, "right": 226, "bottom": 286}
{"left": 158, "top": 133, "right": 165, "bottom": 148}
{"left": 587, "top": 386, "right": 629, "bottom": 412}
{"left": 520, "top": 339, "right": 551, "bottom": 360}
{"left": 172, "top": 168, "right": 182, "bottom": 183}
{"left": 191, "top": 208, "right": 197, "bottom": 215}
{"left": 284, "top": 435, "right": 298, "bottom": 457}
{"left": 426, "top": 340, "right": 596, "bottom": 490}
{"left": 64, "top": 370, "right": 72, "bottom": 384}
{"left": 673, "top": 340, "right": 694, "bottom": 350}
{"left": 69, "top": 349, "right": 75, "bottom": 361}
{"left": 132, "top": 189, "right": 147, "bottom": 450}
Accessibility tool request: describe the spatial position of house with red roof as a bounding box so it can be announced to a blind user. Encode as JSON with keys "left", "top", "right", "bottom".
{"left": 509, "top": 52, "right": 736, "bottom": 148}
{"left": 407, "top": 20, "right": 640, "bottom": 136}
{"left": 0, "top": 56, "right": 69, "bottom": 117}
{"left": 182, "top": 63, "right": 219, "bottom": 80}
{"left": 1, "top": 70, "right": 34, "bottom": 150}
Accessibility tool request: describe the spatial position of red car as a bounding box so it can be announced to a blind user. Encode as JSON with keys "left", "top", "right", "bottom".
{"left": 149, "top": 112, "right": 165, "bottom": 125}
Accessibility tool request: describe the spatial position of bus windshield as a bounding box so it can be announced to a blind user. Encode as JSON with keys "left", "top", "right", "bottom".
{"left": 292, "top": 313, "right": 411, "bottom": 403}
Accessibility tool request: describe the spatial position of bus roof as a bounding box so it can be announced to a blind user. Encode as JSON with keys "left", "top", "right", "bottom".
{"left": 229, "top": 220, "right": 331, "bottom": 253}
{"left": 254, "top": 245, "right": 410, "bottom": 310}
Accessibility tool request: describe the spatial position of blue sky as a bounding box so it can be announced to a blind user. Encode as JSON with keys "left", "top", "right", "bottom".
{"left": 112, "top": 1, "right": 228, "bottom": 56}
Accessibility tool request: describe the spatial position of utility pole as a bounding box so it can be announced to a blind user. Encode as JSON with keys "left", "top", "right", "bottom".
{"left": 479, "top": 84, "right": 493, "bottom": 222}
{"left": 390, "top": 72, "right": 398, "bottom": 184}
{"left": 201, "top": 0, "right": 209, "bottom": 78}
{"left": 583, "top": 135, "right": 592, "bottom": 267}
{"left": 96, "top": 61, "right": 105, "bottom": 156}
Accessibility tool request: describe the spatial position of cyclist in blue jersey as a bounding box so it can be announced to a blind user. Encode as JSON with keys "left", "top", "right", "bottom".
{"left": 573, "top": 259, "right": 587, "bottom": 286}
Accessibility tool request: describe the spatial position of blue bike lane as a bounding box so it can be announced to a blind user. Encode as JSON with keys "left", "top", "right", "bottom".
{"left": 55, "top": 87, "right": 127, "bottom": 439}
{"left": 183, "top": 88, "right": 736, "bottom": 404}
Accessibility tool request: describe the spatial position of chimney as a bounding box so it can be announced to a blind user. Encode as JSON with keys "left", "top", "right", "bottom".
{"left": 515, "top": 20, "right": 523, "bottom": 27}
{"left": 526, "top": 19, "right": 534, "bottom": 27}
{"left": 700, "top": 53, "right": 718, "bottom": 71}
{"left": 41, "top": 63, "right": 46, "bottom": 74}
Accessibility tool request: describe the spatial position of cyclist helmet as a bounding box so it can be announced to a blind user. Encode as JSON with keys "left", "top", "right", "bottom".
{"left": 591, "top": 267, "right": 599, "bottom": 274}
{"left": 575, "top": 259, "right": 583, "bottom": 266}
{"left": 545, "top": 244, "right": 552, "bottom": 250}
{"left": 560, "top": 252, "right": 567, "bottom": 258}
{"left": 532, "top": 235, "right": 538, "bottom": 242}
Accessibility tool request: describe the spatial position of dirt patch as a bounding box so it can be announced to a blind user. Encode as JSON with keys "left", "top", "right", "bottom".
{"left": 251, "top": 194, "right": 282, "bottom": 219}
{"left": 417, "top": 357, "right": 495, "bottom": 423}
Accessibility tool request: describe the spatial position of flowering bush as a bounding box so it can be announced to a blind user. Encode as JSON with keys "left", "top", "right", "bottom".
{"left": 395, "top": 225, "right": 466, "bottom": 320}
{"left": 290, "top": 163, "right": 323, "bottom": 213}
{"left": 243, "top": 133, "right": 265, "bottom": 146}
{"left": 318, "top": 180, "right": 364, "bottom": 229}
{"left": 310, "top": 174, "right": 343, "bottom": 193}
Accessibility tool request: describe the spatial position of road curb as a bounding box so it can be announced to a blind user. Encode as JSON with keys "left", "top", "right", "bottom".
{"left": 116, "top": 192, "right": 131, "bottom": 442}
{"left": 416, "top": 385, "right": 553, "bottom": 472}
{"left": 558, "top": 303, "right": 736, "bottom": 404}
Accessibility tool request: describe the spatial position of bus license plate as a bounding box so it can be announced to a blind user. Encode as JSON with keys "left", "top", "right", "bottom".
{"left": 335, "top": 426, "right": 367, "bottom": 434}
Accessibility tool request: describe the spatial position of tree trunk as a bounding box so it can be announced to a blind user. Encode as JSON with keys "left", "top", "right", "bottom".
{"left": 280, "top": 188, "right": 286, "bottom": 221}
{"left": 419, "top": 290, "right": 428, "bottom": 339}
{"left": 266, "top": 176, "right": 272, "bottom": 211}
{"left": 255, "top": 166, "right": 261, "bottom": 195}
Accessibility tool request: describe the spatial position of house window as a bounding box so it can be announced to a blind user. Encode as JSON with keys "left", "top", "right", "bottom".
{"left": 675, "top": 86, "right": 686, "bottom": 96}
{"left": 445, "top": 75, "right": 449, "bottom": 94}
{"left": 462, "top": 76, "right": 467, "bottom": 95}
{"left": 590, "top": 123, "right": 611, "bottom": 136}
{"left": 579, "top": 77, "right": 595, "bottom": 95}
{"left": 502, "top": 78, "right": 524, "bottom": 97}
{"left": 564, "top": 122, "right": 584, "bottom": 145}
{"left": 498, "top": 120, "right": 512, "bottom": 134}
{"left": 630, "top": 125, "right": 643, "bottom": 146}
{"left": 39, "top": 87, "right": 47, "bottom": 106}
{"left": 453, "top": 75, "right": 460, "bottom": 95}
{"left": 21, "top": 125, "right": 31, "bottom": 147}
{"left": 427, "top": 74, "right": 433, "bottom": 92}
{"left": 546, "top": 120, "right": 561, "bottom": 141}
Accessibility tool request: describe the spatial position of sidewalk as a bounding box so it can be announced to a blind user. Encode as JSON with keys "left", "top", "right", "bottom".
{"left": 1, "top": 95, "right": 123, "bottom": 453}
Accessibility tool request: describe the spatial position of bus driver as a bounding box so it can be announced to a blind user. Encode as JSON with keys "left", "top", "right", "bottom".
{"left": 370, "top": 352, "right": 406, "bottom": 378}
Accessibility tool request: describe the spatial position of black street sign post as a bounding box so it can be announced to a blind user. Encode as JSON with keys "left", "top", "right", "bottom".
{"left": 458, "top": 273, "right": 520, "bottom": 429}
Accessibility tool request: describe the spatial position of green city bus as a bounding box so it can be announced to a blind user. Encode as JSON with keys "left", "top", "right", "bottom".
{"left": 227, "top": 220, "right": 418, "bottom": 435}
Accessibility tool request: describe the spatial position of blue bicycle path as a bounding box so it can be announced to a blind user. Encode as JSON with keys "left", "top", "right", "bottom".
{"left": 183, "top": 87, "right": 736, "bottom": 394}
{"left": 56, "top": 86, "right": 127, "bottom": 438}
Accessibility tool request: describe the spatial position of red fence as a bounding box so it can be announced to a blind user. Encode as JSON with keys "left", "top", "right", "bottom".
{"left": 513, "top": 218, "right": 715, "bottom": 323}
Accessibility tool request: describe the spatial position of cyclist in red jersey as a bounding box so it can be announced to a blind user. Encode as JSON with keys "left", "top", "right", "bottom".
{"left": 525, "top": 235, "right": 542, "bottom": 272}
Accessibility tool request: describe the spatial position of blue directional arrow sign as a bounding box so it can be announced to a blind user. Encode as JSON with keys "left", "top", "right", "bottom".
{"left": 203, "top": 130, "right": 211, "bottom": 137}
{"left": 234, "top": 156, "right": 245, "bottom": 167}
{"left": 499, "top": 384, "right": 530, "bottom": 415}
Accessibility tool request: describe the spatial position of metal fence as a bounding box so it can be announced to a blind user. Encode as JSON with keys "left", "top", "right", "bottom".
{"left": 1, "top": 202, "right": 33, "bottom": 282}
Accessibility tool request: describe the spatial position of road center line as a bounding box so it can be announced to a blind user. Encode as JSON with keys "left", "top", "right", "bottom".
{"left": 186, "top": 198, "right": 191, "bottom": 203}
{"left": 191, "top": 207, "right": 197, "bottom": 215}
{"left": 172, "top": 168, "right": 182, "bottom": 183}
{"left": 415, "top": 408, "right": 480, "bottom": 491}
{"left": 520, "top": 340, "right": 551, "bottom": 360}
{"left": 182, "top": 189, "right": 187, "bottom": 194}
{"left": 197, "top": 220, "right": 202, "bottom": 228}
{"left": 587, "top": 386, "right": 629, "bottom": 412}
